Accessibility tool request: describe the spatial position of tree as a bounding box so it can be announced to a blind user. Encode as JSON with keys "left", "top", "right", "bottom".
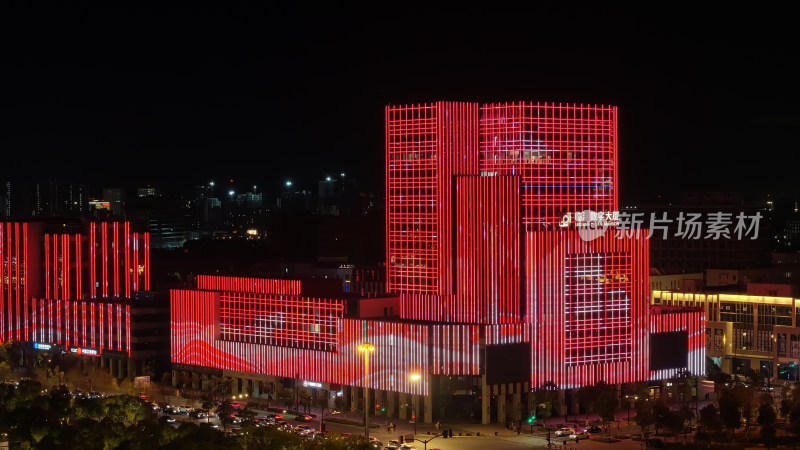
{"left": 698, "top": 404, "right": 723, "bottom": 439}
{"left": 634, "top": 399, "right": 655, "bottom": 439}
{"left": 595, "top": 387, "right": 619, "bottom": 435}
{"left": 202, "top": 398, "right": 219, "bottom": 423}
{"left": 652, "top": 399, "right": 671, "bottom": 436}
{"left": 718, "top": 389, "right": 742, "bottom": 439}
{"left": 706, "top": 357, "right": 731, "bottom": 389}
{"left": 532, "top": 381, "right": 560, "bottom": 422}
{"left": 665, "top": 409, "right": 684, "bottom": 443}
{"left": 333, "top": 395, "right": 346, "bottom": 412}
{"left": 575, "top": 383, "right": 600, "bottom": 419}
{"left": 215, "top": 399, "right": 236, "bottom": 432}
{"left": 787, "top": 405, "right": 800, "bottom": 439}
{"left": 758, "top": 403, "right": 777, "bottom": 427}
{"left": 760, "top": 424, "right": 778, "bottom": 450}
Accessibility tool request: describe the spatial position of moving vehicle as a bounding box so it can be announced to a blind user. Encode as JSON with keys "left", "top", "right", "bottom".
{"left": 554, "top": 427, "right": 575, "bottom": 437}
{"left": 583, "top": 425, "right": 602, "bottom": 433}
{"left": 569, "top": 430, "right": 591, "bottom": 440}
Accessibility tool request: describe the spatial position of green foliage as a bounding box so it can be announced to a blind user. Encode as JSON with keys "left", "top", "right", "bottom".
{"left": 532, "top": 381, "right": 559, "bottom": 419}
{"left": 595, "top": 387, "right": 619, "bottom": 424}
{"left": 760, "top": 424, "right": 778, "bottom": 449}
{"left": 718, "top": 389, "right": 742, "bottom": 436}
{"left": 634, "top": 400, "right": 655, "bottom": 439}
{"left": 758, "top": 403, "right": 777, "bottom": 427}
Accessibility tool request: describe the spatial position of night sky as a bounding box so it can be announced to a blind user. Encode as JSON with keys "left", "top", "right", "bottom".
{"left": 2, "top": 5, "right": 798, "bottom": 204}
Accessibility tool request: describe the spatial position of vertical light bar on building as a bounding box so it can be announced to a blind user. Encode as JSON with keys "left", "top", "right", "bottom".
{"left": 99, "top": 301, "right": 104, "bottom": 348}
{"left": 14, "top": 223, "right": 20, "bottom": 340}
{"left": 144, "top": 232, "right": 150, "bottom": 291}
{"left": 116, "top": 303, "right": 122, "bottom": 351}
{"left": 52, "top": 235, "right": 59, "bottom": 300}
{"left": 126, "top": 304, "right": 131, "bottom": 356}
{"left": 6, "top": 224, "right": 11, "bottom": 333}
{"left": 124, "top": 222, "right": 130, "bottom": 298}
{"left": 132, "top": 232, "right": 138, "bottom": 292}
{"left": 22, "top": 223, "right": 28, "bottom": 340}
{"left": 90, "top": 302, "right": 96, "bottom": 348}
{"left": 90, "top": 222, "right": 96, "bottom": 298}
{"left": 75, "top": 234, "right": 82, "bottom": 300}
{"left": 0, "top": 224, "right": 4, "bottom": 340}
{"left": 102, "top": 222, "right": 108, "bottom": 298}
{"left": 61, "top": 235, "right": 68, "bottom": 301}
{"left": 113, "top": 222, "right": 119, "bottom": 297}
{"left": 73, "top": 300, "right": 79, "bottom": 346}
{"left": 44, "top": 234, "right": 50, "bottom": 299}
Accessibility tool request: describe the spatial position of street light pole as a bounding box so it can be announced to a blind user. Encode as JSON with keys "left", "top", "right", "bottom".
{"left": 410, "top": 373, "right": 421, "bottom": 435}
{"left": 359, "top": 343, "right": 375, "bottom": 440}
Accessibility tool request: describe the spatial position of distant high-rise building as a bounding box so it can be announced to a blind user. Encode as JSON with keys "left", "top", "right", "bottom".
{"left": 102, "top": 188, "right": 126, "bottom": 218}
{"left": 3, "top": 181, "right": 10, "bottom": 218}
{"left": 137, "top": 187, "right": 160, "bottom": 198}
{"left": 235, "top": 192, "right": 262, "bottom": 209}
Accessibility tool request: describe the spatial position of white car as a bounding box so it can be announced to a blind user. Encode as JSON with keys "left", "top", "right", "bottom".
{"left": 554, "top": 427, "right": 575, "bottom": 437}
{"left": 569, "top": 430, "right": 590, "bottom": 440}
{"left": 295, "top": 425, "right": 313, "bottom": 435}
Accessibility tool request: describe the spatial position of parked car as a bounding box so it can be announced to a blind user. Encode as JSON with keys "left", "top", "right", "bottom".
{"left": 554, "top": 427, "right": 575, "bottom": 437}
{"left": 569, "top": 430, "right": 590, "bottom": 440}
{"left": 189, "top": 410, "right": 207, "bottom": 419}
{"left": 584, "top": 425, "right": 602, "bottom": 433}
{"left": 295, "top": 425, "right": 313, "bottom": 436}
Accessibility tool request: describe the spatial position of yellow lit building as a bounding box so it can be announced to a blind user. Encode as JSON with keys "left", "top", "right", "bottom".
{"left": 652, "top": 290, "right": 800, "bottom": 382}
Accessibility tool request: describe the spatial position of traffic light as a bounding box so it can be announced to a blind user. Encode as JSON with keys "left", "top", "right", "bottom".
{"left": 527, "top": 414, "right": 536, "bottom": 424}
{"left": 375, "top": 403, "right": 386, "bottom": 412}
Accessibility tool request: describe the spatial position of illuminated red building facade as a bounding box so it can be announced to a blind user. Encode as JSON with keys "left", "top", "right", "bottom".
{"left": 169, "top": 101, "right": 704, "bottom": 425}
{"left": 0, "top": 222, "right": 42, "bottom": 342}
{"left": 0, "top": 221, "right": 164, "bottom": 379}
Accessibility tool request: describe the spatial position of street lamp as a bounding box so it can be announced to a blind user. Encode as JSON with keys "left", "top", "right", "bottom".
{"left": 625, "top": 395, "right": 638, "bottom": 423}
{"left": 359, "top": 343, "right": 375, "bottom": 440}
{"left": 410, "top": 373, "right": 421, "bottom": 434}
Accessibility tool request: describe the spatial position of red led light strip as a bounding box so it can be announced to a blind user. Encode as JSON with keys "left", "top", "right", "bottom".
{"left": 171, "top": 289, "right": 430, "bottom": 395}
{"left": 385, "top": 102, "right": 479, "bottom": 295}
{"left": 648, "top": 309, "right": 706, "bottom": 379}
{"left": 526, "top": 229, "right": 649, "bottom": 388}
{"left": 432, "top": 325, "right": 480, "bottom": 375}
{"left": 197, "top": 275, "right": 301, "bottom": 295}
{"left": 218, "top": 292, "right": 345, "bottom": 351}
{"left": 25, "top": 297, "right": 132, "bottom": 355}
{"left": 479, "top": 103, "right": 617, "bottom": 227}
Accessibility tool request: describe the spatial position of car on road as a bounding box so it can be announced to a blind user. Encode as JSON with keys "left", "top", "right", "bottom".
{"left": 398, "top": 445, "right": 416, "bottom": 450}
{"left": 189, "top": 410, "right": 207, "bottom": 419}
{"left": 295, "top": 414, "right": 313, "bottom": 421}
{"left": 159, "top": 415, "right": 176, "bottom": 424}
{"left": 385, "top": 439, "right": 401, "bottom": 449}
{"left": 583, "top": 425, "right": 602, "bottom": 433}
{"left": 295, "top": 425, "right": 314, "bottom": 435}
{"left": 569, "top": 430, "right": 591, "bottom": 440}
{"left": 554, "top": 427, "right": 575, "bottom": 437}
{"left": 267, "top": 413, "right": 284, "bottom": 421}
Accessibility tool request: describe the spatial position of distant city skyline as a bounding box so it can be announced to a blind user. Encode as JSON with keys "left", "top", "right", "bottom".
{"left": 2, "top": 5, "right": 799, "bottom": 203}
